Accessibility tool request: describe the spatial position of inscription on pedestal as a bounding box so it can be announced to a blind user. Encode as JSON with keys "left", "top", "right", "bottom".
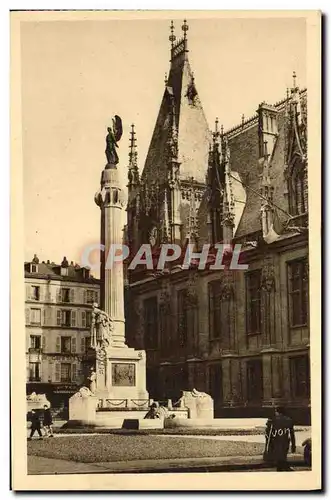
{"left": 112, "top": 363, "right": 136, "bottom": 386}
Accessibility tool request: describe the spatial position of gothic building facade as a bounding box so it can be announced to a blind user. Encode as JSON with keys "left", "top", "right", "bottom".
{"left": 125, "top": 22, "right": 309, "bottom": 422}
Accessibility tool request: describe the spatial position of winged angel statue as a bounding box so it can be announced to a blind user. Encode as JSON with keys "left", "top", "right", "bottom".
{"left": 105, "top": 115, "right": 123, "bottom": 166}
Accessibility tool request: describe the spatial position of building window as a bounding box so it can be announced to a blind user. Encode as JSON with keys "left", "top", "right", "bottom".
{"left": 60, "top": 363, "right": 71, "bottom": 382}
{"left": 144, "top": 297, "right": 158, "bottom": 349}
{"left": 61, "top": 336, "right": 71, "bottom": 353}
{"left": 29, "top": 362, "right": 41, "bottom": 381}
{"left": 247, "top": 359, "right": 263, "bottom": 402}
{"left": 86, "top": 290, "right": 98, "bottom": 304}
{"left": 62, "top": 310, "right": 71, "bottom": 327}
{"left": 178, "top": 290, "right": 188, "bottom": 347}
{"left": 288, "top": 258, "right": 309, "bottom": 327}
{"left": 30, "top": 264, "right": 38, "bottom": 273}
{"left": 31, "top": 286, "right": 40, "bottom": 301}
{"left": 30, "top": 335, "right": 41, "bottom": 349}
{"left": 246, "top": 271, "right": 261, "bottom": 334}
{"left": 61, "top": 288, "right": 70, "bottom": 303}
{"left": 290, "top": 355, "right": 310, "bottom": 399}
{"left": 30, "top": 308, "right": 41, "bottom": 325}
{"left": 58, "top": 310, "right": 75, "bottom": 327}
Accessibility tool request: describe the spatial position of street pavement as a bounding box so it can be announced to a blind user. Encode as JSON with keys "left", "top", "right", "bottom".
{"left": 27, "top": 452, "right": 308, "bottom": 475}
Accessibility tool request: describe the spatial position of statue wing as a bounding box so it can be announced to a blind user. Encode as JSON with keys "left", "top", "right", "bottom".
{"left": 112, "top": 115, "right": 123, "bottom": 142}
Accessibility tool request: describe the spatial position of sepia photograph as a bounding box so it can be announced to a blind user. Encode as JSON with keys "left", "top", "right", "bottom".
{"left": 10, "top": 9, "right": 321, "bottom": 491}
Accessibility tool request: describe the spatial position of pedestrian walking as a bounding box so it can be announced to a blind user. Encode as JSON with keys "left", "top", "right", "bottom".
{"left": 264, "top": 406, "right": 296, "bottom": 471}
{"left": 28, "top": 409, "right": 43, "bottom": 440}
{"left": 42, "top": 404, "right": 54, "bottom": 437}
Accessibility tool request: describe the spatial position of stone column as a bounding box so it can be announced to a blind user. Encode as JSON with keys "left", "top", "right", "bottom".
{"left": 95, "top": 165, "right": 127, "bottom": 349}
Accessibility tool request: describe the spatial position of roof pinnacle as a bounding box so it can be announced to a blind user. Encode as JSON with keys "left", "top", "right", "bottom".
{"left": 128, "top": 123, "right": 138, "bottom": 167}
{"left": 182, "top": 19, "right": 189, "bottom": 41}
{"left": 214, "top": 117, "right": 219, "bottom": 134}
{"left": 169, "top": 20, "right": 176, "bottom": 49}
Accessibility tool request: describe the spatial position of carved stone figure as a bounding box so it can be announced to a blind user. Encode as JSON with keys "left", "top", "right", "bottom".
{"left": 105, "top": 115, "right": 123, "bottom": 166}
{"left": 191, "top": 388, "right": 210, "bottom": 398}
{"left": 87, "top": 368, "right": 97, "bottom": 394}
{"left": 91, "top": 303, "right": 113, "bottom": 349}
{"left": 71, "top": 386, "right": 94, "bottom": 399}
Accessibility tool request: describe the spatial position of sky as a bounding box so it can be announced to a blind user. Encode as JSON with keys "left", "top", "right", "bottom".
{"left": 21, "top": 16, "right": 307, "bottom": 269}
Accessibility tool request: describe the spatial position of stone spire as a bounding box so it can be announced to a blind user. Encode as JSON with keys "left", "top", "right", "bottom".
{"left": 207, "top": 118, "right": 222, "bottom": 244}
{"left": 127, "top": 124, "right": 139, "bottom": 189}
{"left": 283, "top": 72, "right": 308, "bottom": 220}
{"left": 126, "top": 124, "right": 141, "bottom": 254}
{"left": 260, "top": 140, "right": 278, "bottom": 243}
{"left": 220, "top": 135, "right": 235, "bottom": 243}
{"left": 186, "top": 179, "right": 199, "bottom": 245}
{"left": 161, "top": 189, "right": 171, "bottom": 243}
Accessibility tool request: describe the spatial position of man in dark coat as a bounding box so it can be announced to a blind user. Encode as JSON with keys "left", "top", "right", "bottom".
{"left": 43, "top": 404, "right": 54, "bottom": 437}
{"left": 144, "top": 402, "right": 161, "bottom": 419}
{"left": 28, "top": 409, "right": 43, "bottom": 440}
{"left": 264, "top": 406, "right": 296, "bottom": 471}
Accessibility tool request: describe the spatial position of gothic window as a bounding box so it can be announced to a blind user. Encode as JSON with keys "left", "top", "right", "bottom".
{"left": 208, "top": 280, "right": 230, "bottom": 341}
{"left": 159, "top": 301, "right": 171, "bottom": 352}
{"left": 178, "top": 290, "right": 188, "bottom": 347}
{"left": 144, "top": 297, "right": 158, "bottom": 349}
{"left": 289, "top": 161, "right": 308, "bottom": 216}
{"left": 246, "top": 270, "right": 262, "bottom": 335}
{"left": 246, "top": 359, "right": 263, "bottom": 402}
{"left": 290, "top": 355, "right": 310, "bottom": 399}
{"left": 287, "top": 258, "right": 309, "bottom": 327}
{"left": 209, "top": 364, "right": 223, "bottom": 403}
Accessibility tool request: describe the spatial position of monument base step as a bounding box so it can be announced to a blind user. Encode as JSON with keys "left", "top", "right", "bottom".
{"left": 164, "top": 417, "right": 267, "bottom": 430}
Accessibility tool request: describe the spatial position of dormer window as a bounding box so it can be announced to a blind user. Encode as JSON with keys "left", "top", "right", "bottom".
{"left": 30, "top": 264, "right": 38, "bottom": 273}
{"left": 60, "top": 256, "right": 69, "bottom": 276}
{"left": 61, "top": 267, "right": 69, "bottom": 277}
{"left": 82, "top": 268, "right": 90, "bottom": 280}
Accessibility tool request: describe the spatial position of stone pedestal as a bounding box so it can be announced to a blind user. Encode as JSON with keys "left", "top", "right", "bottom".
{"left": 180, "top": 390, "right": 214, "bottom": 419}
{"left": 27, "top": 393, "right": 50, "bottom": 413}
{"left": 95, "top": 347, "right": 149, "bottom": 401}
{"left": 69, "top": 388, "right": 98, "bottom": 424}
